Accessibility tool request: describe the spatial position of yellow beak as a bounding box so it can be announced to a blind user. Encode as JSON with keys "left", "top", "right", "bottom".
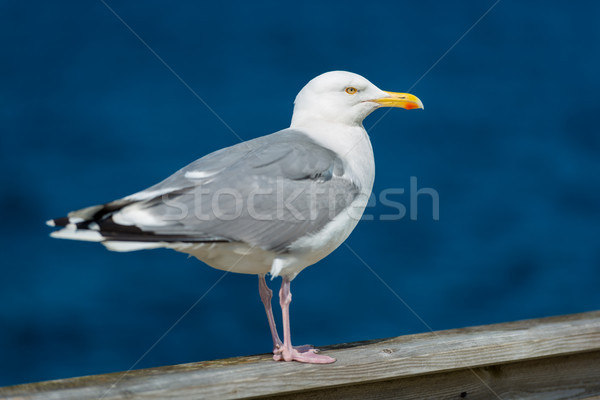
{"left": 372, "top": 91, "right": 424, "bottom": 110}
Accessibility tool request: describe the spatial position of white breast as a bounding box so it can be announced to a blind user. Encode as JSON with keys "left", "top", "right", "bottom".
{"left": 271, "top": 122, "right": 376, "bottom": 278}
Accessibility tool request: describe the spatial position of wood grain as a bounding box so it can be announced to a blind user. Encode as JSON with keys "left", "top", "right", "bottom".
{"left": 273, "top": 351, "right": 600, "bottom": 400}
{"left": 1, "top": 311, "right": 599, "bottom": 400}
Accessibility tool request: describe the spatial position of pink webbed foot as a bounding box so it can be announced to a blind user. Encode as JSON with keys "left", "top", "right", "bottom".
{"left": 273, "top": 346, "right": 336, "bottom": 364}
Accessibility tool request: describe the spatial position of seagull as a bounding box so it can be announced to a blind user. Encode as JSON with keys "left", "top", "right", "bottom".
{"left": 47, "top": 71, "right": 423, "bottom": 364}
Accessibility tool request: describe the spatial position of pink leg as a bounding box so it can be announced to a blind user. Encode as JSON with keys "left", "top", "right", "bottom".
{"left": 258, "top": 275, "right": 314, "bottom": 354}
{"left": 273, "top": 277, "right": 336, "bottom": 364}
{"left": 258, "top": 274, "right": 282, "bottom": 351}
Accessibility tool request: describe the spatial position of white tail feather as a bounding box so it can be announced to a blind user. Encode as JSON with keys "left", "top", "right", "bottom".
{"left": 50, "top": 226, "right": 104, "bottom": 242}
{"left": 103, "top": 241, "right": 166, "bottom": 252}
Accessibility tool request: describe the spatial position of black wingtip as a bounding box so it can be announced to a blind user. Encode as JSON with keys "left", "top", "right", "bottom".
{"left": 46, "top": 217, "right": 70, "bottom": 227}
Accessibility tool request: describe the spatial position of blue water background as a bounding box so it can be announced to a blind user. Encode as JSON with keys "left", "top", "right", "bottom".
{"left": 1, "top": 0, "right": 599, "bottom": 386}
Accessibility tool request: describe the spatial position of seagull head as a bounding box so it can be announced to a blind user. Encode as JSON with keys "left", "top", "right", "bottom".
{"left": 291, "top": 71, "right": 423, "bottom": 128}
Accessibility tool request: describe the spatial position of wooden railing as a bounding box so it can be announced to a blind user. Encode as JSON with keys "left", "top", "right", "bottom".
{"left": 2, "top": 311, "right": 599, "bottom": 399}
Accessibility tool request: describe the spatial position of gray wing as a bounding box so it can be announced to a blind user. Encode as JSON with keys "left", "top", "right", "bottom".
{"left": 146, "top": 129, "right": 346, "bottom": 192}
{"left": 52, "top": 129, "right": 360, "bottom": 253}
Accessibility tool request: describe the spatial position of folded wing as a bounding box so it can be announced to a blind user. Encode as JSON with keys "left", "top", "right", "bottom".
{"left": 48, "top": 129, "right": 360, "bottom": 253}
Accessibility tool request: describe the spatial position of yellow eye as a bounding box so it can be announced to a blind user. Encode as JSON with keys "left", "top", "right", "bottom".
{"left": 345, "top": 87, "right": 357, "bottom": 95}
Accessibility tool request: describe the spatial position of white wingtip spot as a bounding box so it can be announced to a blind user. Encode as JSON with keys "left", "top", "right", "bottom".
{"left": 46, "top": 219, "right": 56, "bottom": 227}
{"left": 113, "top": 204, "right": 169, "bottom": 227}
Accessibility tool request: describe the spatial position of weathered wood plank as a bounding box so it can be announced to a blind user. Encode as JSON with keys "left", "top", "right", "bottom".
{"left": 272, "top": 351, "right": 600, "bottom": 400}
{"left": 1, "top": 311, "right": 599, "bottom": 400}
